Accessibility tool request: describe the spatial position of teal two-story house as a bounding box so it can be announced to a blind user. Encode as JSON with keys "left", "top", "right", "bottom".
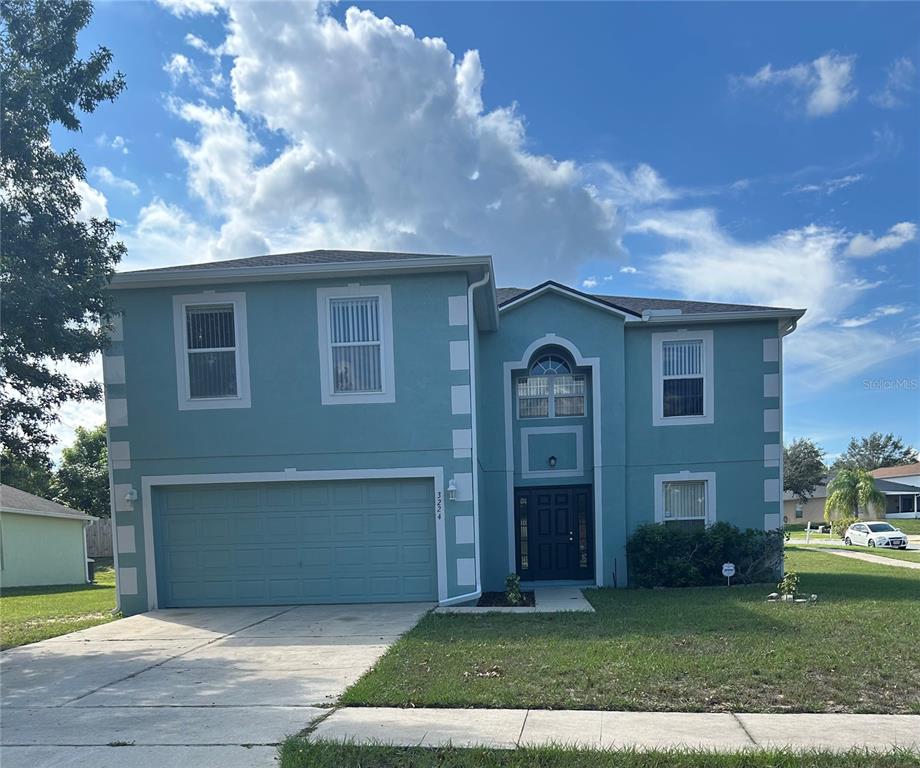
{"left": 104, "top": 250, "right": 804, "bottom": 614}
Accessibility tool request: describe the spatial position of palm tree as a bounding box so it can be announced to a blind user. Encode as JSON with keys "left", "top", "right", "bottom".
{"left": 824, "top": 468, "right": 886, "bottom": 521}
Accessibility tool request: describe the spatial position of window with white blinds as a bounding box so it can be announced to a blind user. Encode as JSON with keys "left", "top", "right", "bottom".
{"left": 663, "top": 480, "right": 707, "bottom": 521}
{"left": 662, "top": 339, "right": 703, "bottom": 417}
{"left": 329, "top": 297, "right": 382, "bottom": 393}
{"left": 317, "top": 285, "right": 395, "bottom": 405}
{"left": 185, "top": 304, "right": 238, "bottom": 399}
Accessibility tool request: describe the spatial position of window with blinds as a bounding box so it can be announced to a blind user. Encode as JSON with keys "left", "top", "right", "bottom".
{"left": 185, "top": 304, "right": 238, "bottom": 399}
{"left": 661, "top": 339, "right": 704, "bottom": 417}
{"left": 329, "top": 297, "right": 383, "bottom": 393}
{"left": 663, "top": 479, "right": 707, "bottom": 528}
{"left": 517, "top": 353, "right": 586, "bottom": 419}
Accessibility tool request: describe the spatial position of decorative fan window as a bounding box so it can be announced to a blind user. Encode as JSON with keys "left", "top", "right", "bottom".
{"left": 517, "top": 353, "right": 585, "bottom": 419}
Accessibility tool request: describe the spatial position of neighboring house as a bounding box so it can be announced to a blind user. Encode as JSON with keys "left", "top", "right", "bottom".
{"left": 783, "top": 483, "right": 828, "bottom": 526}
{"left": 782, "top": 472, "right": 920, "bottom": 525}
{"left": 0, "top": 485, "right": 97, "bottom": 588}
{"left": 103, "top": 250, "right": 805, "bottom": 614}
{"left": 871, "top": 463, "right": 920, "bottom": 488}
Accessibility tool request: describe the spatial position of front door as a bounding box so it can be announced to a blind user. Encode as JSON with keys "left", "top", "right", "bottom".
{"left": 515, "top": 486, "right": 593, "bottom": 581}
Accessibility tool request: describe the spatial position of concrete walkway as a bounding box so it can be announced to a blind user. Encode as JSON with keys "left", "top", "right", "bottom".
{"left": 436, "top": 587, "right": 594, "bottom": 614}
{"left": 1, "top": 603, "right": 430, "bottom": 768}
{"left": 310, "top": 707, "right": 920, "bottom": 752}
{"left": 804, "top": 547, "right": 920, "bottom": 570}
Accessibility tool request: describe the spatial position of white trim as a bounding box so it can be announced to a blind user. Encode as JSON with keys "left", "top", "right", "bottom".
{"left": 448, "top": 295, "right": 468, "bottom": 326}
{"left": 520, "top": 425, "right": 584, "bottom": 478}
{"left": 452, "top": 428, "right": 472, "bottom": 459}
{"left": 106, "top": 398, "right": 128, "bottom": 427}
{"left": 172, "top": 291, "right": 251, "bottom": 410}
{"left": 118, "top": 566, "right": 138, "bottom": 596}
{"left": 763, "top": 373, "right": 780, "bottom": 398}
{"left": 456, "top": 557, "right": 476, "bottom": 586}
{"left": 103, "top": 410, "right": 122, "bottom": 612}
{"left": 500, "top": 283, "right": 638, "bottom": 320}
{"left": 763, "top": 408, "right": 780, "bottom": 433}
{"left": 0, "top": 506, "right": 96, "bottom": 522}
{"left": 503, "top": 335, "right": 603, "bottom": 586}
{"left": 775, "top": 322, "right": 785, "bottom": 527}
{"left": 449, "top": 340, "right": 470, "bottom": 371}
{"left": 455, "top": 516, "right": 475, "bottom": 545}
{"left": 116, "top": 525, "right": 136, "bottom": 554}
{"left": 316, "top": 284, "right": 395, "bottom": 405}
{"left": 763, "top": 443, "right": 781, "bottom": 468}
{"left": 451, "top": 385, "right": 471, "bottom": 415}
{"left": 102, "top": 355, "right": 125, "bottom": 385}
{"left": 764, "top": 478, "right": 781, "bottom": 503}
{"left": 653, "top": 471, "right": 717, "bottom": 525}
{"left": 651, "top": 330, "right": 714, "bottom": 427}
{"left": 107, "top": 313, "right": 124, "bottom": 341}
{"left": 139, "top": 467, "right": 447, "bottom": 611}
{"left": 109, "top": 441, "right": 131, "bottom": 471}
{"left": 763, "top": 337, "right": 779, "bottom": 363}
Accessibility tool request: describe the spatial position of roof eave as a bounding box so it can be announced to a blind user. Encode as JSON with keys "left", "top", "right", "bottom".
{"left": 0, "top": 506, "right": 97, "bottom": 521}
{"left": 109, "top": 255, "right": 494, "bottom": 290}
{"left": 631, "top": 308, "right": 807, "bottom": 326}
{"left": 498, "top": 281, "right": 640, "bottom": 320}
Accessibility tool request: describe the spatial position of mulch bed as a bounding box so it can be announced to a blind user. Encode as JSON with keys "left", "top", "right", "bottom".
{"left": 477, "top": 591, "right": 535, "bottom": 608}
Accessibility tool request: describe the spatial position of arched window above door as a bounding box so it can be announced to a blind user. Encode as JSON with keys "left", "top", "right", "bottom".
{"left": 517, "top": 349, "right": 585, "bottom": 418}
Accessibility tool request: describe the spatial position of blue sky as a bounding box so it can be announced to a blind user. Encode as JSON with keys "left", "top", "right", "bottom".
{"left": 56, "top": 1, "right": 919, "bottom": 460}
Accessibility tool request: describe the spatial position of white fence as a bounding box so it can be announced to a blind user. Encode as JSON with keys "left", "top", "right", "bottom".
{"left": 86, "top": 518, "right": 113, "bottom": 558}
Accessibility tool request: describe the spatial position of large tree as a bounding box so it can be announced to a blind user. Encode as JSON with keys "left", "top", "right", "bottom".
{"left": 783, "top": 438, "right": 826, "bottom": 505}
{"left": 1, "top": 0, "right": 125, "bottom": 460}
{"left": 0, "top": 448, "right": 56, "bottom": 498}
{"left": 832, "top": 432, "right": 919, "bottom": 472}
{"left": 55, "top": 423, "right": 109, "bottom": 517}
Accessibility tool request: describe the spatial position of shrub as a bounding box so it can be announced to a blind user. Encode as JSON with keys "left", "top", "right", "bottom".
{"left": 831, "top": 516, "right": 857, "bottom": 539}
{"left": 626, "top": 521, "right": 784, "bottom": 588}
{"left": 777, "top": 570, "right": 799, "bottom": 597}
{"left": 504, "top": 573, "right": 523, "bottom": 606}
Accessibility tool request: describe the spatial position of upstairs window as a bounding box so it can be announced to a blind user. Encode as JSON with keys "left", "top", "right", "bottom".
{"left": 330, "top": 297, "right": 382, "bottom": 393}
{"left": 652, "top": 331, "right": 713, "bottom": 426}
{"left": 662, "top": 339, "right": 703, "bottom": 417}
{"left": 517, "top": 353, "right": 585, "bottom": 418}
{"left": 173, "top": 292, "right": 251, "bottom": 410}
{"left": 317, "top": 285, "right": 395, "bottom": 405}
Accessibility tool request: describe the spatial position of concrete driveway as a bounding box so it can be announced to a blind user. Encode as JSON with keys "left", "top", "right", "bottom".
{"left": 1, "top": 603, "right": 430, "bottom": 767}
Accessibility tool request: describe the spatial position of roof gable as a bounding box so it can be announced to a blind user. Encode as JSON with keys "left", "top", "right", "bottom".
{"left": 497, "top": 281, "right": 640, "bottom": 319}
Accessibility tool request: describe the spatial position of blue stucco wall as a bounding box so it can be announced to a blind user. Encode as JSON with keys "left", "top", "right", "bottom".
{"left": 106, "top": 271, "right": 479, "bottom": 613}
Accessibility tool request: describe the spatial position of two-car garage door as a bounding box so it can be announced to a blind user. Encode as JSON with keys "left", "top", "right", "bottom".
{"left": 153, "top": 478, "right": 437, "bottom": 607}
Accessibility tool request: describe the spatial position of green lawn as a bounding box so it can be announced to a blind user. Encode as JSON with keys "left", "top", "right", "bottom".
{"left": 279, "top": 742, "right": 920, "bottom": 768}
{"left": 342, "top": 550, "right": 920, "bottom": 714}
{"left": 0, "top": 561, "right": 118, "bottom": 649}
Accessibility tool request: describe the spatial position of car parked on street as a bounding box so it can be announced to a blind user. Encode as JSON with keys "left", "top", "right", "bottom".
{"left": 844, "top": 522, "right": 909, "bottom": 549}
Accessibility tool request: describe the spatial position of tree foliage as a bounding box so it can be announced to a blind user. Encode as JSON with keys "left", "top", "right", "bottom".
{"left": 783, "top": 438, "right": 826, "bottom": 504}
{"left": 0, "top": 0, "right": 125, "bottom": 459}
{"left": 55, "top": 424, "right": 109, "bottom": 517}
{"left": 832, "top": 432, "right": 918, "bottom": 472}
{"left": 0, "top": 448, "right": 56, "bottom": 497}
{"left": 825, "top": 468, "right": 885, "bottom": 521}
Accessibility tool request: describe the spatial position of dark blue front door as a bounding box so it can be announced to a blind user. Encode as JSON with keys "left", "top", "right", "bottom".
{"left": 515, "top": 486, "right": 593, "bottom": 581}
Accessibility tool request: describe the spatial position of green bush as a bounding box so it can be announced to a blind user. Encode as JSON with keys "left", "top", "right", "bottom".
{"left": 626, "top": 521, "right": 784, "bottom": 588}
{"left": 831, "top": 516, "right": 857, "bottom": 539}
{"left": 504, "top": 573, "right": 523, "bottom": 606}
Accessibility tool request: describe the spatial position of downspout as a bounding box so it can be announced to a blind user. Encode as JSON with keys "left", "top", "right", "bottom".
{"left": 444, "top": 270, "right": 490, "bottom": 606}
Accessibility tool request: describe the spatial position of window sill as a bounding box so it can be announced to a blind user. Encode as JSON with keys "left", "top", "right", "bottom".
{"left": 653, "top": 414, "right": 713, "bottom": 427}
{"left": 179, "top": 395, "right": 251, "bottom": 411}
{"left": 321, "top": 390, "right": 396, "bottom": 406}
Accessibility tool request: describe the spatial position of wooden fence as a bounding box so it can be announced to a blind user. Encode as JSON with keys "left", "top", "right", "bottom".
{"left": 86, "top": 518, "right": 113, "bottom": 558}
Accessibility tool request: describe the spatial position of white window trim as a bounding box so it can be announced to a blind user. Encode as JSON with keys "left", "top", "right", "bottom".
{"left": 654, "top": 471, "right": 717, "bottom": 525}
{"left": 317, "top": 284, "right": 395, "bottom": 405}
{"left": 651, "top": 329, "right": 714, "bottom": 426}
{"left": 172, "top": 292, "right": 251, "bottom": 411}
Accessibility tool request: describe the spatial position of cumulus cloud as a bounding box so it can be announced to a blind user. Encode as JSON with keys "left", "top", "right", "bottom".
{"left": 151, "top": 1, "right": 627, "bottom": 284}
{"left": 91, "top": 166, "right": 140, "bottom": 196}
{"left": 870, "top": 56, "right": 916, "bottom": 109}
{"left": 845, "top": 222, "right": 917, "bottom": 257}
{"left": 120, "top": 198, "right": 218, "bottom": 270}
{"left": 73, "top": 178, "right": 109, "bottom": 221}
{"left": 734, "top": 52, "right": 857, "bottom": 117}
{"left": 619, "top": 266, "right": 638, "bottom": 274}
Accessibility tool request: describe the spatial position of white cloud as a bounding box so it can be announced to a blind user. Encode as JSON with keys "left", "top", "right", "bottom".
{"left": 845, "top": 222, "right": 917, "bottom": 257}
{"left": 73, "top": 178, "right": 109, "bottom": 221}
{"left": 96, "top": 133, "right": 129, "bottom": 154}
{"left": 91, "top": 166, "right": 140, "bottom": 196}
{"left": 619, "top": 266, "right": 638, "bottom": 274}
{"left": 156, "top": 0, "right": 223, "bottom": 16}
{"left": 870, "top": 56, "right": 916, "bottom": 109}
{"left": 150, "top": 2, "right": 626, "bottom": 284}
{"left": 120, "top": 198, "right": 218, "bottom": 270}
{"left": 597, "top": 163, "right": 676, "bottom": 205}
{"left": 838, "top": 305, "right": 904, "bottom": 328}
{"left": 735, "top": 52, "right": 857, "bottom": 117}
{"left": 582, "top": 277, "right": 598, "bottom": 289}
{"left": 790, "top": 174, "right": 864, "bottom": 195}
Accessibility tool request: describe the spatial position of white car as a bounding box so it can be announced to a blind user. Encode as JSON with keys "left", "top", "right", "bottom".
{"left": 844, "top": 522, "right": 908, "bottom": 549}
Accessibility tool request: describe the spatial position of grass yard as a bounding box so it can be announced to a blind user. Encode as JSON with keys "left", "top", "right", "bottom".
{"left": 279, "top": 742, "right": 920, "bottom": 768}
{"left": 342, "top": 549, "right": 920, "bottom": 714}
{"left": 0, "top": 561, "right": 117, "bottom": 649}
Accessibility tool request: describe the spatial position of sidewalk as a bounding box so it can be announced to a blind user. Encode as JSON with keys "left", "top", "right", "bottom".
{"left": 310, "top": 707, "right": 920, "bottom": 752}
{"left": 803, "top": 547, "right": 920, "bottom": 570}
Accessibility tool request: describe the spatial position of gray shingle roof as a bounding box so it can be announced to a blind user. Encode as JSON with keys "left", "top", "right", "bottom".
{"left": 874, "top": 478, "right": 920, "bottom": 494}
{"left": 0, "top": 484, "right": 92, "bottom": 518}
{"left": 122, "top": 249, "right": 480, "bottom": 275}
{"left": 496, "top": 286, "right": 801, "bottom": 316}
